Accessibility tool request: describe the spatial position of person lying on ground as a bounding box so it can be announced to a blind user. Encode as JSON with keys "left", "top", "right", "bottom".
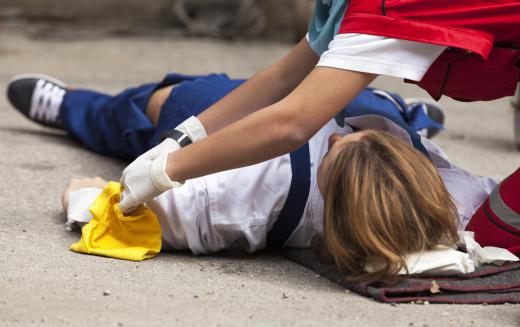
{"left": 7, "top": 73, "right": 499, "bottom": 281}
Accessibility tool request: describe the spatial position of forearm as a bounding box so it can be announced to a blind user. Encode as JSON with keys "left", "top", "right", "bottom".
{"left": 168, "top": 105, "right": 299, "bottom": 180}
{"left": 167, "top": 68, "right": 376, "bottom": 182}
{"left": 198, "top": 38, "right": 319, "bottom": 134}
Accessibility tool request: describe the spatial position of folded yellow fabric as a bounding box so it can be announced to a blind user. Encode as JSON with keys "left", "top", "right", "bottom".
{"left": 70, "top": 181, "right": 162, "bottom": 261}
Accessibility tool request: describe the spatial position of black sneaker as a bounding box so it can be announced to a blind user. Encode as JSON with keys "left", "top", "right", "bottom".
{"left": 404, "top": 97, "right": 445, "bottom": 139}
{"left": 7, "top": 74, "right": 67, "bottom": 129}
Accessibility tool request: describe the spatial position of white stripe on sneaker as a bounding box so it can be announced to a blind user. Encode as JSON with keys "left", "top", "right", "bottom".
{"left": 29, "top": 79, "right": 66, "bottom": 123}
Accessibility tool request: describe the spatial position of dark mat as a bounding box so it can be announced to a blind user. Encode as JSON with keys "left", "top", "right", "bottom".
{"left": 282, "top": 248, "right": 520, "bottom": 304}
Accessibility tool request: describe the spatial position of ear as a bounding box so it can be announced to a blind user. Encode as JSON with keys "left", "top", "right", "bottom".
{"left": 328, "top": 133, "right": 343, "bottom": 149}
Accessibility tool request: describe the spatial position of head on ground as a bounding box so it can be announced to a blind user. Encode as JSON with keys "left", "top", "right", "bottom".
{"left": 315, "top": 129, "right": 459, "bottom": 282}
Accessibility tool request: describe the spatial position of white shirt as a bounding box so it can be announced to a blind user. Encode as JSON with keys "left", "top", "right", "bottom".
{"left": 67, "top": 117, "right": 496, "bottom": 254}
{"left": 421, "top": 137, "right": 498, "bottom": 229}
{"left": 317, "top": 33, "right": 447, "bottom": 81}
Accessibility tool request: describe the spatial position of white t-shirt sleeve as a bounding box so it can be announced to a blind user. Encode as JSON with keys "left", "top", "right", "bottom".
{"left": 317, "top": 33, "right": 447, "bottom": 81}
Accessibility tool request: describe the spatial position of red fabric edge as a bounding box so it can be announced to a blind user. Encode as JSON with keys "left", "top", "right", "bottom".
{"left": 338, "top": 13, "right": 493, "bottom": 59}
{"left": 380, "top": 281, "right": 520, "bottom": 294}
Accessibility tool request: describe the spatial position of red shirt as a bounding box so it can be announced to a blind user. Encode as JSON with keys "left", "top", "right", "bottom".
{"left": 339, "top": 0, "right": 520, "bottom": 101}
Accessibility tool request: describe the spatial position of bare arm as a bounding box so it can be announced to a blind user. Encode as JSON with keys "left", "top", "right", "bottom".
{"left": 198, "top": 38, "right": 320, "bottom": 134}
{"left": 167, "top": 67, "right": 377, "bottom": 181}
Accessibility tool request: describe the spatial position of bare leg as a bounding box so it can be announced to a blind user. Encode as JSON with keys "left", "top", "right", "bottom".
{"left": 146, "top": 86, "right": 174, "bottom": 126}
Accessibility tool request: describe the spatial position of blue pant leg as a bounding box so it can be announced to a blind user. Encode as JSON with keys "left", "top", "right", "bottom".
{"left": 339, "top": 88, "right": 442, "bottom": 131}
{"left": 336, "top": 88, "right": 440, "bottom": 157}
{"left": 60, "top": 73, "right": 208, "bottom": 160}
{"left": 60, "top": 83, "right": 157, "bottom": 160}
{"left": 337, "top": 89, "right": 409, "bottom": 127}
{"left": 151, "top": 74, "right": 245, "bottom": 145}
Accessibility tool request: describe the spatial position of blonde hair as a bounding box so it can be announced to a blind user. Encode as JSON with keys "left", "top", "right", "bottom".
{"left": 316, "top": 130, "right": 458, "bottom": 282}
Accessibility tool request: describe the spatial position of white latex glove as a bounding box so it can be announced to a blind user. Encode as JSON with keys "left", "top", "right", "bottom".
{"left": 119, "top": 116, "right": 207, "bottom": 213}
{"left": 119, "top": 138, "right": 181, "bottom": 213}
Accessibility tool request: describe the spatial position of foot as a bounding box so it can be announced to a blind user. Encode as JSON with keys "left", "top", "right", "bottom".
{"left": 404, "top": 97, "right": 445, "bottom": 139}
{"left": 7, "top": 74, "right": 67, "bottom": 129}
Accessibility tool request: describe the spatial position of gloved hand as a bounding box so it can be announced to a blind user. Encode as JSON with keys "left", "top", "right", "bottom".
{"left": 119, "top": 116, "right": 207, "bottom": 213}
{"left": 119, "top": 138, "right": 181, "bottom": 213}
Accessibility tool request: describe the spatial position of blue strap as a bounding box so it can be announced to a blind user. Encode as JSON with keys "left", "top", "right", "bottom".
{"left": 266, "top": 143, "right": 311, "bottom": 249}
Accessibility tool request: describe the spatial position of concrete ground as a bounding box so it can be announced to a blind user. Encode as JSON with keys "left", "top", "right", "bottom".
{"left": 0, "top": 25, "right": 519, "bottom": 327}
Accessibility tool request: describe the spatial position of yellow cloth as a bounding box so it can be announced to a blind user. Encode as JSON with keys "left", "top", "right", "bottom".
{"left": 70, "top": 182, "right": 162, "bottom": 261}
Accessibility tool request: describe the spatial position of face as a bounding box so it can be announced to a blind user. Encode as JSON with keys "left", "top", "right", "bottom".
{"left": 317, "top": 132, "right": 365, "bottom": 196}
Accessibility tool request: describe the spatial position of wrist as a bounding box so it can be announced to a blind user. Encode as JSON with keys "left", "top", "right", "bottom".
{"left": 161, "top": 129, "right": 192, "bottom": 147}
{"left": 160, "top": 116, "right": 207, "bottom": 148}
{"left": 175, "top": 116, "right": 207, "bottom": 142}
{"left": 165, "top": 151, "right": 186, "bottom": 186}
{"left": 150, "top": 153, "right": 183, "bottom": 190}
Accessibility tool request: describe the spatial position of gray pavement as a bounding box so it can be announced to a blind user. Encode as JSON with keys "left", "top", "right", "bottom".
{"left": 1, "top": 27, "right": 519, "bottom": 327}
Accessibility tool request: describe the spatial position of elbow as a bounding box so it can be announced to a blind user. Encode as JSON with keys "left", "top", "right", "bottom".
{"left": 281, "top": 132, "right": 308, "bottom": 153}
{"left": 273, "top": 113, "right": 312, "bottom": 152}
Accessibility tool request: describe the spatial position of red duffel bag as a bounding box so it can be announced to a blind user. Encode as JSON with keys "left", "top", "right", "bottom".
{"left": 466, "top": 168, "right": 520, "bottom": 255}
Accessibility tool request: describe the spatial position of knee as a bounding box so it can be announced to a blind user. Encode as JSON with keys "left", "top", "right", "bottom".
{"left": 146, "top": 86, "right": 173, "bottom": 126}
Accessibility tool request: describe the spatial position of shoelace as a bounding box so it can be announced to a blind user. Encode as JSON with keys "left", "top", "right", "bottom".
{"left": 29, "top": 79, "right": 66, "bottom": 123}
